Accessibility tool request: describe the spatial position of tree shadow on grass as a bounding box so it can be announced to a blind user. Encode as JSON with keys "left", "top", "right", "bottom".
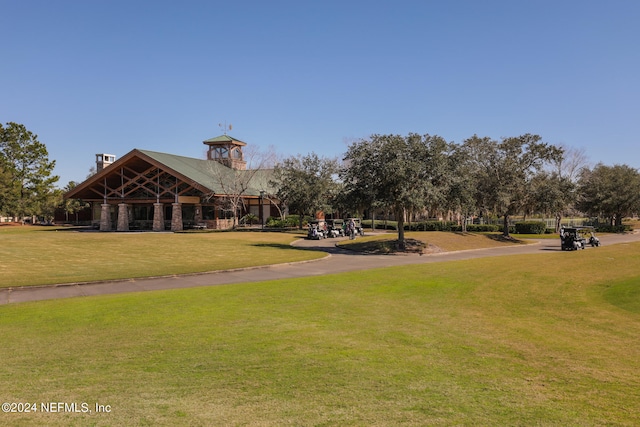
{"left": 337, "top": 238, "right": 434, "bottom": 255}
{"left": 256, "top": 242, "right": 356, "bottom": 256}
{"left": 252, "top": 243, "right": 302, "bottom": 250}
{"left": 482, "top": 234, "right": 529, "bottom": 244}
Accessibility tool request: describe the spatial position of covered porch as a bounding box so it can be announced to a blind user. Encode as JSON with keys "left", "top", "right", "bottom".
{"left": 65, "top": 148, "right": 276, "bottom": 231}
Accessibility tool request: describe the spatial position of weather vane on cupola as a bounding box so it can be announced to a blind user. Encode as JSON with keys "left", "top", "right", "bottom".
{"left": 218, "top": 121, "right": 232, "bottom": 135}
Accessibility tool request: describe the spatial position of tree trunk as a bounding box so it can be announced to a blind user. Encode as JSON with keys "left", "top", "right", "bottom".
{"left": 396, "top": 207, "right": 405, "bottom": 250}
{"left": 371, "top": 205, "right": 375, "bottom": 231}
{"left": 615, "top": 213, "right": 623, "bottom": 227}
{"left": 461, "top": 211, "right": 467, "bottom": 233}
{"left": 503, "top": 214, "right": 510, "bottom": 237}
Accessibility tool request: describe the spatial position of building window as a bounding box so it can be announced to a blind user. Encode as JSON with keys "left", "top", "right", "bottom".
{"left": 218, "top": 209, "right": 233, "bottom": 219}
{"left": 132, "top": 205, "right": 152, "bottom": 221}
{"left": 202, "top": 206, "right": 216, "bottom": 220}
{"left": 213, "top": 147, "right": 228, "bottom": 159}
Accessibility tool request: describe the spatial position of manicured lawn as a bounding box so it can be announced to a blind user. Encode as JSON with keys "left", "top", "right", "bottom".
{"left": 1, "top": 242, "right": 639, "bottom": 425}
{"left": 338, "top": 231, "right": 532, "bottom": 253}
{"left": 0, "top": 226, "right": 322, "bottom": 287}
{"left": 0, "top": 227, "right": 547, "bottom": 288}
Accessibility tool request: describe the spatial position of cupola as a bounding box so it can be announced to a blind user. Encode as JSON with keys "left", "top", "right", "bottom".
{"left": 203, "top": 135, "right": 247, "bottom": 170}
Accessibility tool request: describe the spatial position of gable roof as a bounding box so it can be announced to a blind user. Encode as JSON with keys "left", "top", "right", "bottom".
{"left": 137, "top": 149, "right": 231, "bottom": 194}
{"left": 64, "top": 148, "right": 274, "bottom": 201}
{"left": 139, "top": 149, "right": 274, "bottom": 196}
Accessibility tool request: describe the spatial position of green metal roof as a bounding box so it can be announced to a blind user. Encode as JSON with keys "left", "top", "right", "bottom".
{"left": 202, "top": 134, "right": 247, "bottom": 146}
{"left": 138, "top": 149, "right": 274, "bottom": 196}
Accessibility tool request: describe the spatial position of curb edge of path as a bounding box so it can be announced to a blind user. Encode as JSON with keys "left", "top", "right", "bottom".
{"left": 2, "top": 240, "right": 331, "bottom": 296}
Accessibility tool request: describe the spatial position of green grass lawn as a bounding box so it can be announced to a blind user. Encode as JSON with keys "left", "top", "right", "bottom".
{"left": 0, "top": 227, "right": 546, "bottom": 287}
{"left": 338, "top": 231, "right": 533, "bottom": 253}
{"left": 0, "top": 226, "right": 321, "bottom": 287}
{"left": 1, "top": 241, "right": 639, "bottom": 425}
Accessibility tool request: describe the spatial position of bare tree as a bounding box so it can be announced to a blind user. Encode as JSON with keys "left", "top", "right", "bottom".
{"left": 206, "top": 145, "right": 276, "bottom": 228}
{"left": 552, "top": 144, "right": 590, "bottom": 182}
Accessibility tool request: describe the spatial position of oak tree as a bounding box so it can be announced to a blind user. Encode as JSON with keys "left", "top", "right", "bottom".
{"left": 463, "top": 134, "right": 562, "bottom": 237}
{"left": 270, "top": 153, "right": 339, "bottom": 228}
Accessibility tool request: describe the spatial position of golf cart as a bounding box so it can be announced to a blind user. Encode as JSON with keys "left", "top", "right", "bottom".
{"left": 307, "top": 219, "right": 328, "bottom": 240}
{"left": 325, "top": 219, "right": 344, "bottom": 237}
{"left": 560, "top": 226, "right": 600, "bottom": 251}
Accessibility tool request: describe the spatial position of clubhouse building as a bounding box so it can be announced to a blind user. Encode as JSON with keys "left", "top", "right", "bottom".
{"left": 64, "top": 135, "right": 277, "bottom": 231}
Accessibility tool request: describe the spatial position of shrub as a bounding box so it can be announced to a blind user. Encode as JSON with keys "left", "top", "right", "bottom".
{"left": 596, "top": 224, "right": 633, "bottom": 233}
{"left": 464, "top": 224, "right": 500, "bottom": 232}
{"left": 406, "top": 221, "right": 458, "bottom": 231}
{"left": 265, "top": 217, "right": 284, "bottom": 228}
{"left": 514, "top": 221, "right": 547, "bottom": 234}
{"left": 266, "top": 215, "right": 306, "bottom": 228}
{"left": 363, "top": 220, "right": 398, "bottom": 230}
{"left": 241, "top": 214, "right": 259, "bottom": 226}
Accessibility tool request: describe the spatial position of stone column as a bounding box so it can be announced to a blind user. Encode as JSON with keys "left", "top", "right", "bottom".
{"left": 117, "top": 203, "right": 129, "bottom": 231}
{"left": 153, "top": 203, "right": 164, "bottom": 232}
{"left": 171, "top": 203, "right": 183, "bottom": 231}
{"left": 100, "top": 204, "right": 112, "bottom": 231}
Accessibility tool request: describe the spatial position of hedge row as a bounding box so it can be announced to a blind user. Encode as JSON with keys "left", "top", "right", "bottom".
{"left": 406, "top": 221, "right": 458, "bottom": 231}
{"left": 362, "top": 220, "right": 398, "bottom": 230}
{"left": 595, "top": 224, "right": 633, "bottom": 233}
{"left": 265, "top": 215, "right": 312, "bottom": 228}
{"left": 365, "top": 221, "right": 501, "bottom": 232}
{"left": 265, "top": 217, "right": 633, "bottom": 234}
{"left": 514, "top": 221, "right": 547, "bottom": 234}
{"left": 461, "top": 224, "right": 500, "bottom": 232}
{"left": 363, "top": 220, "right": 459, "bottom": 231}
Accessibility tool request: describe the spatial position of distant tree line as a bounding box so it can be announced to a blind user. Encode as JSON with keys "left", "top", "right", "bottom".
{"left": 270, "top": 133, "right": 640, "bottom": 247}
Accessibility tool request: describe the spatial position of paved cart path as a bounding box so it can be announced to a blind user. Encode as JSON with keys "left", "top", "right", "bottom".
{"left": 2, "top": 231, "right": 639, "bottom": 305}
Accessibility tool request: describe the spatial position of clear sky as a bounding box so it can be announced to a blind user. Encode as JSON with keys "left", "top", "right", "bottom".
{"left": 2, "top": 0, "right": 639, "bottom": 187}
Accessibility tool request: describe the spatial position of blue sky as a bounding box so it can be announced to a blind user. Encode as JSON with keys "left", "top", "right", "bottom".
{"left": 2, "top": 1, "right": 639, "bottom": 187}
